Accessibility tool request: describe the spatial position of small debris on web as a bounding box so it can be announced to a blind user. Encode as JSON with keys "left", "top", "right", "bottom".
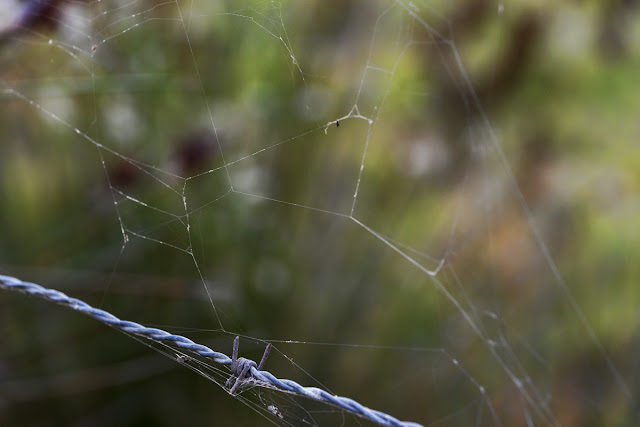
{"left": 268, "top": 405, "right": 283, "bottom": 419}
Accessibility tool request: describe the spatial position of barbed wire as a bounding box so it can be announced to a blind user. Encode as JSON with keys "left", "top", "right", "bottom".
{"left": 0, "top": 274, "right": 424, "bottom": 427}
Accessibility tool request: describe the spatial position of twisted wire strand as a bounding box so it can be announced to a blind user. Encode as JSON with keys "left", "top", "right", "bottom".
{"left": 0, "top": 274, "right": 423, "bottom": 427}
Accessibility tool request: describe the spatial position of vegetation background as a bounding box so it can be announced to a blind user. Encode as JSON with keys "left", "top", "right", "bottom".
{"left": 1, "top": 0, "right": 639, "bottom": 425}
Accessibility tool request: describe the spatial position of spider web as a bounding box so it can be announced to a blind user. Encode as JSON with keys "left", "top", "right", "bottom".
{"left": 1, "top": 0, "right": 638, "bottom": 426}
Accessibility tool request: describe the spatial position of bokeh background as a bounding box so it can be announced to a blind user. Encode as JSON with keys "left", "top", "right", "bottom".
{"left": 1, "top": 0, "right": 639, "bottom": 425}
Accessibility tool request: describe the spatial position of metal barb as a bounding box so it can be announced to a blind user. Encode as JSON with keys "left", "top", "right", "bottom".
{"left": 258, "top": 343, "right": 272, "bottom": 370}
{"left": 229, "top": 362, "right": 251, "bottom": 395}
{"left": 227, "top": 338, "right": 273, "bottom": 395}
{"left": 232, "top": 336, "right": 239, "bottom": 364}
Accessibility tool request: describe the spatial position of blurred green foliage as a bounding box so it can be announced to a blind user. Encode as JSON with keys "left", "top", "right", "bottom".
{"left": 1, "top": 0, "right": 639, "bottom": 425}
